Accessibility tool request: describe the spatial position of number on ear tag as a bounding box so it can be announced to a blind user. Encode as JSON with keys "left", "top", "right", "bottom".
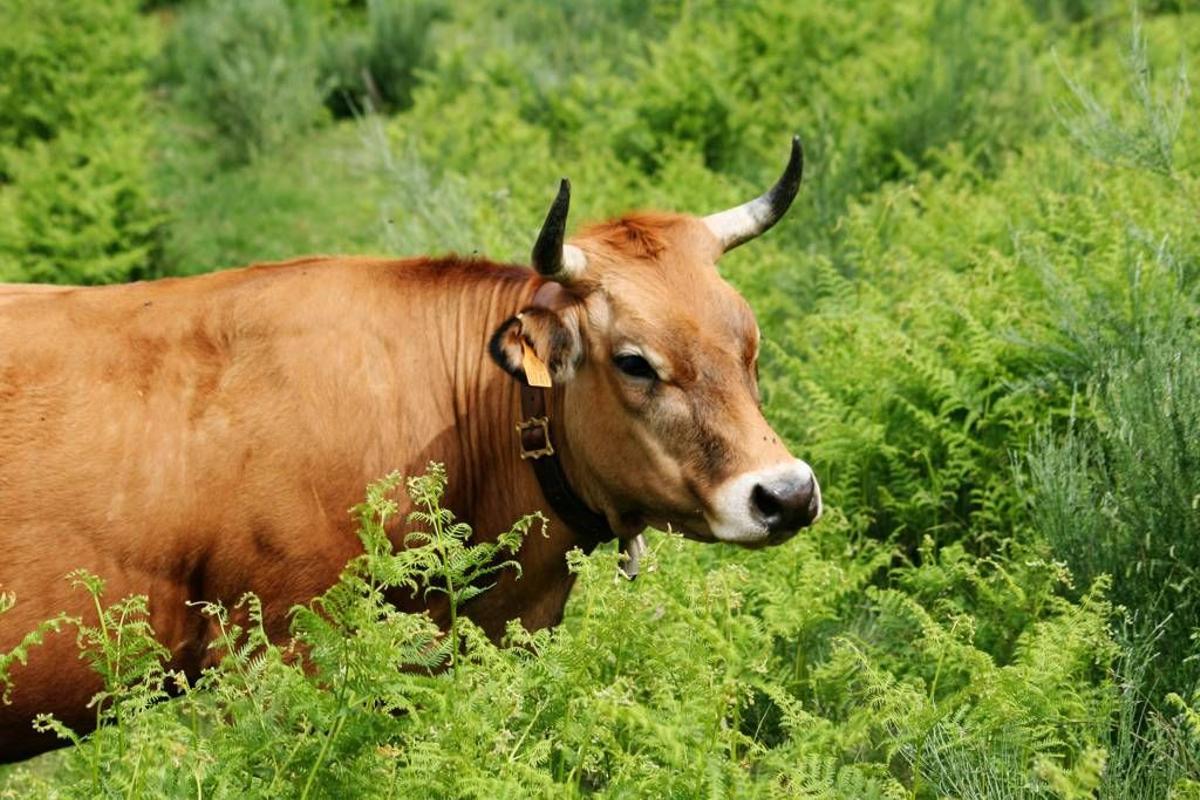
{"left": 521, "top": 340, "right": 553, "bottom": 388}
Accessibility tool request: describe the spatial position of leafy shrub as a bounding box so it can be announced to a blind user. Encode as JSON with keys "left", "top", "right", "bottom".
{"left": 1057, "top": 11, "right": 1192, "bottom": 180}
{"left": 0, "top": 0, "right": 161, "bottom": 284}
{"left": 160, "top": 0, "right": 327, "bottom": 164}
{"left": 0, "top": 0, "right": 144, "bottom": 171}
{"left": 319, "top": 0, "right": 448, "bottom": 118}
{"left": 2, "top": 131, "right": 164, "bottom": 284}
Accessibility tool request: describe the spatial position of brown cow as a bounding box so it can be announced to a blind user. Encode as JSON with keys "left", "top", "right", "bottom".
{"left": 0, "top": 138, "right": 820, "bottom": 761}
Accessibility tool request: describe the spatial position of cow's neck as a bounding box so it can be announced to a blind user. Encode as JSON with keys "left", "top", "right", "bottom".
{"left": 402, "top": 269, "right": 595, "bottom": 637}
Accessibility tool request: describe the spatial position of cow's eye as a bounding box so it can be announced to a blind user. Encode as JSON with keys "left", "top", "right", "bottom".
{"left": 613, "top": 353, "right": 657, "bottom": 381}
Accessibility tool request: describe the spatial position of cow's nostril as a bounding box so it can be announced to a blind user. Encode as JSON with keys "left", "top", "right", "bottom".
{"left": 751, "top": 483, "right": 784, "bottom": 527}
{"left": 751, "top": 475, "right": 817, "bottom": 535}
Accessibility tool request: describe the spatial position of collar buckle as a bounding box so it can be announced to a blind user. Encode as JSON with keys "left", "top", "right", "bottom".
{"left": 516, "top": 415, "right": 555, "bottom": 460}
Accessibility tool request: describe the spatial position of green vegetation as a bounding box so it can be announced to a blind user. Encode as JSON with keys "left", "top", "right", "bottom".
{"left": 0, "top": 0, "right": 160, "bottom": 284}
{"left": 2, "top": 0, "right": 1199, "bottom": 796}
{"left": 160, "top": 0, "right": 327, "bottom": 165}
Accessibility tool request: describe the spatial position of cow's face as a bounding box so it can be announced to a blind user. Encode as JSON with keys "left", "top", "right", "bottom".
{"left": 567, "top": 214, "right": 820, "bottom": 545}
{"left": 492, "top": 138, "right": 821, "bottom": 546}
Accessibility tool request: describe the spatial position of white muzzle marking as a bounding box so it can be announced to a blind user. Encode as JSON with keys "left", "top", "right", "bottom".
{"left": 705, "top": 459, "right": 822, "bottom": 543}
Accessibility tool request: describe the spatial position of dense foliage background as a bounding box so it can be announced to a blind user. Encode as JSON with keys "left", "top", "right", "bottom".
{"left": 1, "top": 0, "right": 1199, "bottom": 796}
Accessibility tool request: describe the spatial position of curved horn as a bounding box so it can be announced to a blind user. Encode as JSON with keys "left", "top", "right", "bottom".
{"left": 531, "top": 178, "right": 587, "bottom": 281}
{"left": 703, "top": 135, "right": 804, "bottom": 253}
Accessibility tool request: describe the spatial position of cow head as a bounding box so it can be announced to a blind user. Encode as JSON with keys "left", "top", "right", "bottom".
{"left": 491, "top": 137, "right": 820, "bottom": 547}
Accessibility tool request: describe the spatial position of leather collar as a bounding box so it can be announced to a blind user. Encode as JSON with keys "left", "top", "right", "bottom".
{"left": 516, "top": 282, "right": 616, "bottom": 554}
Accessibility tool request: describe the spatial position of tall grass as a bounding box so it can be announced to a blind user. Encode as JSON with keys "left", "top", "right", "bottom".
{"left": 1026, "top": 328, "right": 1200, "bottom": 693}
{"left": 1027, "top": 8, "right": 1199, "bottom": 698}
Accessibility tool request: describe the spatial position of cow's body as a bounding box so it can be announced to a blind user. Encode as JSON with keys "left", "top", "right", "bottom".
{"left": 0, "top": 256, "right": 586, "bottom": 759}
{"left": 1, "top": 139, "right": 822, "bottom": 762}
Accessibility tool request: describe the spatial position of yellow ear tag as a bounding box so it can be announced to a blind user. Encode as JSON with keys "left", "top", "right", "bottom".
{"left": 521, "top": 340, "right": 553, "bottom": 388}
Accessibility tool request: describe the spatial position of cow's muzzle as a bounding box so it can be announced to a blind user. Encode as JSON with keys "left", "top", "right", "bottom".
{"left": 705, "top": 460, "right": 822, "bottom": 545}
{"left": 751, "top": 470, "right": 820, "bottom": 537}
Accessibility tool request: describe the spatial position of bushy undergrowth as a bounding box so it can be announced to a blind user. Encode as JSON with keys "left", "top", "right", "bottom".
{"left": 3, "top": 0, "right": 1200, "bottom": 795}
{"left": 0, "top": 468, "right": 1127, "bottom": 797}
{"left": 0, "top": 0, "right": 161, "bottom": 284}
{"left": 159, "top": 0, "right": 327, "bottom": 165}
{"left": 158, "top": 0, "right": 449, "bottom": 162}
{"left": 318, "top": 0, "right": 449, "bottom": 118}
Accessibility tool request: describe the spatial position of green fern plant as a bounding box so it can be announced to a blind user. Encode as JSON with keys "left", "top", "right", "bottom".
{"left": 0, "top": 594, "right": 70, "bottom": 708}
{"left": 397, "top": 463, "right": 543, "bottom": 676}
{"left": 27, "top": 571, "right": 169, "bottom": 794}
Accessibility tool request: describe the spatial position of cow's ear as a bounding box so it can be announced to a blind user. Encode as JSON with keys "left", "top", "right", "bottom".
{"left": 489, "top": 306, "right": 583, "bottom": 385}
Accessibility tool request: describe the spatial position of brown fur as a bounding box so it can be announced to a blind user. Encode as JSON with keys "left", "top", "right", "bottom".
{"left": 577, "top": 213, "right": 684, "bottom": 261}
{"left": 0, "top": 213, "right": 798, "bottom": 761}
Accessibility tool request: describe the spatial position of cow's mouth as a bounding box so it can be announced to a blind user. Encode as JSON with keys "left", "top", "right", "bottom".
{"left": 612, "top": 507, "right": 708, "bottom": 542}
{"left": 615, "top": 509, "right": 648, "bottom": 538}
